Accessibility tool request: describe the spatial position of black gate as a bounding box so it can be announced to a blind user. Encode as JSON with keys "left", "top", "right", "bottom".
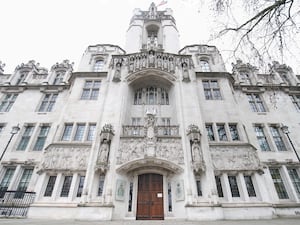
{"left": 0, "top": 191, "right": 36, "bottom": 217}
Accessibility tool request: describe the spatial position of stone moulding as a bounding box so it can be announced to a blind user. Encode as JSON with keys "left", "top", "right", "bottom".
{"left": 37, "top": 143, "right": 91, "bottom": 173}
{"left": 210, "top": 144, "right": 264, "bottom": 173}
{"left": 116, "top": 157, "right": 183, "bottom": 174}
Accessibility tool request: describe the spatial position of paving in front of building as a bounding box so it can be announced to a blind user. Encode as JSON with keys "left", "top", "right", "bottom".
{"left": 0, "top": 218, "right": 300, "bottom": 225}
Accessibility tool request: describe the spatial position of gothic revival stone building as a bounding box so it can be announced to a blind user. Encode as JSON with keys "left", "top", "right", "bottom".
{"left": 0, "top": 3, "right": 300, "bottom": 221}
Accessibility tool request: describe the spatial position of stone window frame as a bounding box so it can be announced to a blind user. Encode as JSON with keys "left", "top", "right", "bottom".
{"left": 244, "top": 175, "right": 256, "bottom": 197}
{"left": 246, "top": 93, "right": 267, "bottom": 112}
{"left": 60, "top": 122, "right": 96, "bottom": 142}
{"left": 269, "top": 167, "right": 289, "bottom": 199}
{"left": 44, "top": 175, "right": 57, "bottom": 197}
{"left": 16, "top": 124, "right": 36, "bottom": 151}
{"left": 15, "top": 70, "right": 29, "bottom": 85}
{"left": 269, "top": 125, "right": 287, "bottom": 151}
{"left": 0, "top": 167, "right": 16, "bottom": 197}
{"left": 0, "top": 93, "right": 18, "bottom": 112}
{"left": 32, "top": 124, "right": 51, "bottom": 151}
{"left": 289, "top": 94, "right": 300, "bottom": 111}
{"left": 202, "top": 80, "right": 222, "bottom": 100}
{"left": 93, "top": 58, "right": 105, "bottom": 72}
{"left": 205, "top": 122, "right": 242, "bottom": 142}
{"left": 76, "top": 175, "right": 85, "bottom": 198}
{"left": 199, "top": 59, "right": 211, "bottom": 72}
{"left": 52, "top": 70, "right": 66, "bottom": 85}
{"left": 37, "top": 92, "right": 58, "bottom": 112}
{"left": 253, "top": 124, "right": 271, "bottom": 151}
{"left": 60, "top": 175, "right": 73, "bottom": 197}
{"left": 14, "top": 168, "right": 34, "bottom": 198}
{"left": 287, "top": 167, "right": 300, "bottom": 198}
{"left": 133, "top": 86, "right": 170, "bottom": 105}
{"left": 80, "top": 80, "right": 101, "bottom": 100}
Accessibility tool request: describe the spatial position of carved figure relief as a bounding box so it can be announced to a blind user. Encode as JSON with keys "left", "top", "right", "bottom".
{"left": 117, "top": 138, "right": 183, "bottom": 165}
{"left": 210, "top": 145, "right": 262, "bottom": 171}
{"left": 40, "top": 145, "right": 90, "bottom": 171}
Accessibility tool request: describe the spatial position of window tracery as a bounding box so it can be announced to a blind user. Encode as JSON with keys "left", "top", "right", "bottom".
{"left": 133, "top": 86, "right": 169, "bottom": 105}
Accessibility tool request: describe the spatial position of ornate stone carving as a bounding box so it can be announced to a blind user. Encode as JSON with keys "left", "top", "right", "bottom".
{"left": 96, "top": 124, "right": 115, "bottom": 171}
{"left": 182, "top": 62, "right": 190, "bottom": 82}
{"left": 51, "top": 59, "right": 74, "bottom": 72}
{"left": 117, "top": 138, "right": 183, "bottom": 165}
{"left": 38, "top": 144, "right": 90, "bottom": 172}
{"left": 210, "top": 145, "right": 263, "bottom": 172}
{"left": 186, "top": 124, "right": 205, "bottom": 173}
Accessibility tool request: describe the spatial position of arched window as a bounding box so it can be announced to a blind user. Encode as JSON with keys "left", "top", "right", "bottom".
{"left": 93, "top": 60, "right": 104, "bottom": 72}
{"left": 199, "top": 60, "right": 211, "bottom": 72}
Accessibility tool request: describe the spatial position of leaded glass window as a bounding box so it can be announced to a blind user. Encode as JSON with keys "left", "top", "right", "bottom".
{"left": 17, "top": 125, "right": 34, "bottom": 151}
{"left": 270, "top": 126, "right": 286, "bottom": 151}
{"left": 247, "top": 94, "right": 266, "bottom": 112}
{"left": 254, "top": 125, "right": 270, "bottom": 151}
{"left": 44, "top": 176, "right": 57, "bottom": 197}
{"left": 33, "top": 125, "right": 50, "bottom": 151}
{"left": 244, "top": 175, "right": 256, "bottom": 197}
{"left": 38, "top": 93, "right": 58, "bottom": 112}
{"left": 228, "top": 176, "right": 240, "bottom": 197}
{"left": 0, "top": 93, "right": 18, "bottom": 112}
{"left": 60, "top": 176, "right": 73, "bottom": 197}
{"left": 269, "top": 168, "right": 289, "bottom": 199}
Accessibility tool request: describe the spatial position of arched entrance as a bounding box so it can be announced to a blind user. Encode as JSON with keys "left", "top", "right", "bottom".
{"left": 136, "top": 173, "right": 164, "bottom": 220}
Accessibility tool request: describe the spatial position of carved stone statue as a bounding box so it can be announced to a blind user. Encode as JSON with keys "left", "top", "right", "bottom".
{"left": 98, "top": 140, "right": 110, "bottom": 163}
{"left": 113, "top": 62, "right": 121, "bottom": 82}
{"left": 182, "top": 62, "right": 190, "bottom": 82}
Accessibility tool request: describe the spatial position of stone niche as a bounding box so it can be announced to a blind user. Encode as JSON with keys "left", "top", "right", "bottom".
{"left": 210, "top": 144, "right": 263, "bottom": 173}
{"left": 38, "top": 143, "right": 91, "bottom": 172}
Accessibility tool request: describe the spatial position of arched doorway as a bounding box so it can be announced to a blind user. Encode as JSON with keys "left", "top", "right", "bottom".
{"left": 136, "top": 173, "right": 164, "bottom": 220}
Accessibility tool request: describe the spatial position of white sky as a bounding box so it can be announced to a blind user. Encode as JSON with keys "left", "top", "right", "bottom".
{"left": 0, "top": 0, "right": 299, "bottom": 74}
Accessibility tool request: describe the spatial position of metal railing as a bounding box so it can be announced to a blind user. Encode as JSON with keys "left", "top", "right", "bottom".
{"left": 0, "top": 190, "right": 36, "bottom": 217}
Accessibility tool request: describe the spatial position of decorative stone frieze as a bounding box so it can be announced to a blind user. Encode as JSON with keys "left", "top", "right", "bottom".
{"left": 38, "top": 143, "right": 91, "bottom": 173}
{"left": 110, "top": 51, "right": 193, "bottom": 77}
{"left": 210, "top": 144, "right": 263, "bottom": 173}
{"left": 116, "top": 138, "right": 184, "bottom": 165}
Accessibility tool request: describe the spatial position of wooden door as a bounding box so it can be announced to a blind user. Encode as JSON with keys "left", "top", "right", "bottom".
{"left": 136, "top": 173, "right": 164, "bottom": 220}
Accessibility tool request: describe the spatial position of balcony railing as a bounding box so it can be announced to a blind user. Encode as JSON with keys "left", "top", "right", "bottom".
{"left": 0, "top": 190, "right": 36, "bottom": 217}
{"left": 122, "top": 125, "right": 179, "bottom": 137}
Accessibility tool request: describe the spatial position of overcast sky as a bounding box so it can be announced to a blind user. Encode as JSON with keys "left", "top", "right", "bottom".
{"left": 0, "top": 0, "right": 299, "bottom": 74}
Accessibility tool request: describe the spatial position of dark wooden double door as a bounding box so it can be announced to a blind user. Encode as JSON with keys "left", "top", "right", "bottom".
{"left": 136, "top": 173, "right": 164, "bottom": 220}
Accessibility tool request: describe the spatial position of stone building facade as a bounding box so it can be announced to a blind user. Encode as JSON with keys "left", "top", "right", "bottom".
{"left": 0, "top": 3, "right": 300, "bottom": 221}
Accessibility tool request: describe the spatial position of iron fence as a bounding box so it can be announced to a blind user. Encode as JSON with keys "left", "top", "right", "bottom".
{"left": 0, "top": 190, "right": 36, "bottom": 217}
